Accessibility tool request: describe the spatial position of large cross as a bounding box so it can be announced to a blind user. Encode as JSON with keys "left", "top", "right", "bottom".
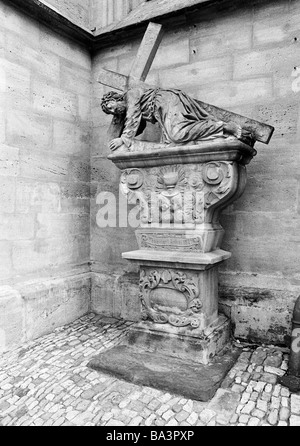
{"left": 97, "top": 22, "right": 274, "bottom": 144}
{"left": 98, "top": 22, "right": 163, "bottom": 140}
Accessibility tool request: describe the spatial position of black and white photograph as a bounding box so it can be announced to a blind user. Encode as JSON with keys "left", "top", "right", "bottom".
{"left": 0, "top": 0, "right": 299, "bottom": 430}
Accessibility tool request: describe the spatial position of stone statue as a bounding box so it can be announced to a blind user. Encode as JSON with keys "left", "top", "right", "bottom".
{"left": 101, "top": 86, "right": 254, "bottom": 151}
{"left": 95, "top": 23, "right": 275, "bottom": 393}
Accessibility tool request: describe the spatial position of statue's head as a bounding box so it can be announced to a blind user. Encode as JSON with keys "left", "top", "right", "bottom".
{"left": 101, "top": 91, "right": 126, "bottom": 116}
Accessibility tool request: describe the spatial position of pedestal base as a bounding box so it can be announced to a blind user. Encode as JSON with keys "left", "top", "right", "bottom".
{"left": 127, "top": 314, "right": 231, "bottom": 365}
{"left": 123, "top": 249, "right": 231, "bottom": 333}
{"left": 99, "top": 138, "right": 260, "bottom": 400}
{"left": 88, "top": 342, "right": 240, "bottom": 402}
{"left": 88, "top": 315, "right": 237, "bottom": 401}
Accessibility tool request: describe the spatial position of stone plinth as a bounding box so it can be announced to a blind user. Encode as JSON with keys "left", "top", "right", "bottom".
{"left": 107, "top": 139, "right": 254, "bottom": 362}
{"left": 89, "top": 138, "right": 256, "bottom": 400}
{"left": 122, "top": 249, "right": 230, "bottom": 332}
{"left": 127, "top": 315, "right": 231, "bottom": 366}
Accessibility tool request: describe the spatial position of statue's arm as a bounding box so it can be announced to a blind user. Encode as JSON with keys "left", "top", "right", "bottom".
{"left": 120, "top": 88, "right": 143, "bottom": 148}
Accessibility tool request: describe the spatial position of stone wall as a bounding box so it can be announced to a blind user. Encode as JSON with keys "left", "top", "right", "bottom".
{"left": 91, "top": 0, "right": 146, "bottom": 30}
{"left": 42, "top": 0, "right": 92, "bottom": 29}
{"left": 0, "top": 2, "right": 91, "bottom": 351}
{"left": 91, "top": 0, "right": 300, "bottom": 345}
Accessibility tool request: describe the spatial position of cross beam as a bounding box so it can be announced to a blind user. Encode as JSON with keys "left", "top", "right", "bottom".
{"left": 98, "top": 22, "right": 163, "bottom": 92}
{"left": 98, "top": 22, "right": 274, "bottom": 145}
{"left": 129, "top": 21, "right": 164, "bottom": 85}
{"left": 97, "top": 68, "right": 127, "bottom": 92}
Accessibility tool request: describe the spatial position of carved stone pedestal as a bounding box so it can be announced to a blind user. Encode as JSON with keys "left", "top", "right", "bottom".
{"left": 116, "top": 139, "right": 254, "bottom": 359}
{"left": 123, "top": 250, "right": 231, "bottom": 364}
{"left": 89, "top": 139, "right": 256, "bottom": 399}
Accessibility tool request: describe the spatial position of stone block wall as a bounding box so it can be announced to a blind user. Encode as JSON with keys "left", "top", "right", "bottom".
{"left": 91, "top": 0, "right": 146, "bottom": 30}
{"left": 43, "top": 0, "right": 92, "bottom": 29}
{"left": 91, "top": 0, "right": 300, "bottom": 344}
{"left": 41, "top": 0, "right": 148, "bottom": 31}
{"left": 0, "top": 3, "right": 92, "bottom": 352}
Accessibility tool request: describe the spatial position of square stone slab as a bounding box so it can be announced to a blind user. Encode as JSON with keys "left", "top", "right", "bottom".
{"left": 88, "top": 345, "right": 240, "bottom": 402}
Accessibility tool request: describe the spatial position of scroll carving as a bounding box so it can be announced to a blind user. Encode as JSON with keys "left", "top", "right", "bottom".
{"left": 120, "top": 161, "right": 235, "bottom": 228}
{"left": 139, "top": 268, "right": 203, "bottom": 329}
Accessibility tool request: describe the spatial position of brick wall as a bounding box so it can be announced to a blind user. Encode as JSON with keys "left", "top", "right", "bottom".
{"left": 91, "top": 0, "right": 300, "bottom": 344}
{"left": 0, "top": 3, "right": 92, "bottom": 351}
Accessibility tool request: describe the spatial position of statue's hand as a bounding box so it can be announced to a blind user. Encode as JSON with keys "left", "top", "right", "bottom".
{"left": 109, "top": 138, "right": 123, "bottom": 151}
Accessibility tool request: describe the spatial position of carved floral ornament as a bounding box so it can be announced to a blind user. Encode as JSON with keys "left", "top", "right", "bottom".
{"left": 139, "top": 268, "right": 203, "bottom": 329}
{"left": 120, "top": 162, "right": 234, "bottom": 225}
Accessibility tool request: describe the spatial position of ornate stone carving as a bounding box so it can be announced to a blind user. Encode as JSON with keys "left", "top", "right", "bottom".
{"left": 120, "top": 168, "right": 144, "bottom": 192}
{"left": 139, "top": 268, "right": 202, "bottom": 329}
{"left": 202, "top": 161, "right": 233, "bottom": 209}
{"left": 156, "top": 165, "right": 187, "bottom": 191}
{"left": 120, "top": 161, "right": 235, "bottom": 229}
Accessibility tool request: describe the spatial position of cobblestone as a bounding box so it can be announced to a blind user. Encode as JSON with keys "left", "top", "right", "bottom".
{"left": 174, "top": 410, "right": 189, "bottom": 422}
{"left": 291, "top": 394, "right": 300, "bottom": 415}
{"left": 250, "top": 391, "right": 259, "bottom": 401}
{"left": 187, "top": 412, "right": 198, "bottom": 425}
{"left": 231, "top": 384, "right": 245, "bottom": 393}
{"left": 278, "top": 420, "right": 288, "bottom": 426}
{"left": 241, "top": 400, "right": 256, "bottom": 414}
{"left": 199, "top": 409, "right": 216, "bottom": 424}
{"left": 281, "top": 397, "right": 289, "bottom": 407}
{"left": 165, "top": 417, "right": 178, "bottom": 426}
{"left": 248, "top": 417, "right": 260, "bottom": 426}
{"left": 229, "top": 413, "right": 239, "bottom": 424}
{"left": 240, "top": 392, "right": 250, "bottom": 404}
{"left": 162, "top": 410, "right": 175, "bottom": 421}
{"left": 281, "top": 387, "right": 290, "bottom": 397}
{"left": 273, "top": 385, "right": 281, "bottom": 397}
{"left": 0, "top": 314, "right": 298, "bottom": 426}
{"left": 264, "top": 383, "right": 273, "bottom": 393}
{"left": 261, "top": 392, "right": 272, "bottom": 402}
{"left": 252, "top": 408, "right": 265, "bottom": 419}
{"left": 290, "top": 415, "right": 300, "bottom": 426}
{"left": 239, "top": 414, "right": 250, "bottom": 424}
{"left": 271, "top": 396, "right": 281, "bottom": 409}
{"left": 268, "top": 409, "right": 279, "bottom": 425}
{"left": 279, "top": 407, "right": 290, "bottom": 421}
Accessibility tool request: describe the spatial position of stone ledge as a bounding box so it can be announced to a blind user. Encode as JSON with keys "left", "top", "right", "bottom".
{"left": 108, "top": 138, "right": 257, "bottom": 169}
{"left": 0, "top": 271, "right": 91, "bottom": 352}
{"left": 122, "top": 248, "right": 231, "bottom": 270}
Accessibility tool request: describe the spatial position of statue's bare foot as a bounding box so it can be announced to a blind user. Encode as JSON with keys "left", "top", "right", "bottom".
{"left": 223, "top": 122, "right": 242, "bottom": 139}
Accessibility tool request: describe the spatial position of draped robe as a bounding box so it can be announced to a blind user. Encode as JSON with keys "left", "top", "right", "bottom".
{"left": 119, "top": 87, "right": 225, "bottom": 147}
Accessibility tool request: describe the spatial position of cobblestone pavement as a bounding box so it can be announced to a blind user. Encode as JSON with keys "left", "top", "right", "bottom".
{"left": 0, "top": 313, "right": 299, "bottom": 427}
